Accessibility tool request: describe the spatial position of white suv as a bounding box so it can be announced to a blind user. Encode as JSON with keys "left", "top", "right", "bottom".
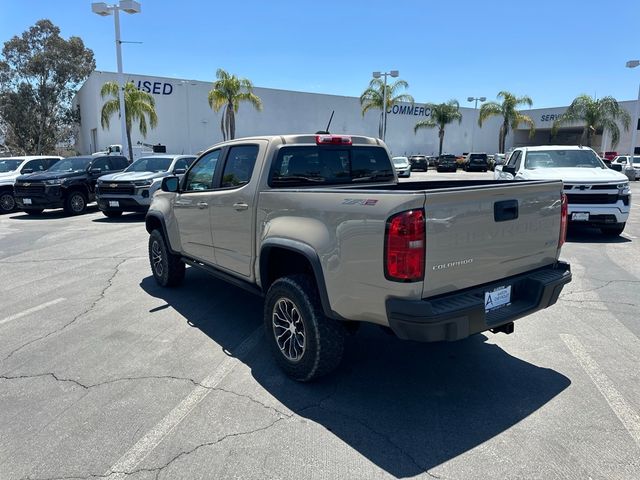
{"left": 495, "top": 145, "right": 630, "bottom": 236}
{"left": 0, "top": 156, "right": 62, "bottom": 213}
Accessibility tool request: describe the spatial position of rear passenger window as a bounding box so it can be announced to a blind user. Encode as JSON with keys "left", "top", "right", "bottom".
{"left": 270, "top": 146, "right": 394, "bottom": 187}
{"left": 111, "top": 157, "right": 129, "bottom": 170}
{"left": 221, "top": 146, "right": 259, "bottom": 188}
{"left": 24, "top": 159, "right": 46, "bottom": 172}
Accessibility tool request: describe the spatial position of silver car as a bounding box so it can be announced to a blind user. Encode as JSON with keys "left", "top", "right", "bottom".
{"left": 392, "top": 156, "right": 411, "bottom": 177}
{"left": 96, "top": 154, "right": 196, "bottom": 217}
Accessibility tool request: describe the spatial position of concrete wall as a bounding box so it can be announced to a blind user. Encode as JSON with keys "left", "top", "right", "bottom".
{"left": 74, "top": 71, "right": 504, "bottom": 157}
{"left": 74, "top": 71, "right": 638, "bottom": 158}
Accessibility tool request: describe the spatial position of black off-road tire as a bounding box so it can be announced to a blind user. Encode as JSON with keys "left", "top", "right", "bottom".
{"left": 64, "top": 191, "right": 87, "bottom": 216}
{"left": 600, "top": 223, "right": 626, "bottom": 237}
{"left": 148, "top": 229, "right": 185, "bottom": 287}
{"left": 23, "top": 208, "right": 43, "bottom": 215}
{"left": 264, "top": 274, "right": 346, "bottom": 382}
{"left": 103, "top": 210, "right": 123, "bottom": 218}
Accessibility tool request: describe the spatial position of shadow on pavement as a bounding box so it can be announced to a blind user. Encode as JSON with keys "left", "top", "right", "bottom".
{"left": 566, "top": 225, "right": 631, "bottom": 244}
{"left": 8, "top": 205, "right": 99, "bottom": 220}
{"left": 92, "top": 212, "right": 146, "bottom": 223}
{"left": 141, "top": 268, "right": 570, "bottom": 478}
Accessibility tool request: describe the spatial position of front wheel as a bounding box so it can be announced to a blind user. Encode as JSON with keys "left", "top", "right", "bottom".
{"left": 64, "top": 191, "right": 87, "bottom": 215}
{"left": 0, "top": 192, "right": 15, "bottom": 213}
{"left": 148, "top": 229, "right": 185, "bottom": 287}
{"left": 264, "top": 275, "right": 345, "bottom": 381}
{"left": 601, "top": 223, "right": 626, "bottom": 237}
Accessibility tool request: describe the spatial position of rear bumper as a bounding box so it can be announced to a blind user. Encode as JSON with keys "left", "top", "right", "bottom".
{"left": 386, "top": 262, "right": 571, "bottom": 342}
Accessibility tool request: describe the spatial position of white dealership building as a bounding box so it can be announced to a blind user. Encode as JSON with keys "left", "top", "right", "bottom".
{"left": 73, "top": 71, "right": 640, "bottom": 157}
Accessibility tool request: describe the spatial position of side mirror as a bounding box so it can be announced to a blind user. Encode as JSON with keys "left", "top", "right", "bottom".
{"left": 503, "top": 165, "right": 516, "bottom": 175}
{"left": 21, "top": 168, "right": 34, "bottom": 174}
{"left": 161, "top": 176, "right": 179, "bottom": 192}
{"left": 173, "top": 168, "right": 186, "bottom": 175}
{"left": 610, "top": 164, "right": 622, "bottom": 172}
{"left": 90, "top": 167, "right": 102, "bottom": 175}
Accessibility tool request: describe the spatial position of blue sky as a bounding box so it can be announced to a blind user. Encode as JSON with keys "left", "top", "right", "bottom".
{"left": 2, "top": 0, "right": 640, "bottom": 108}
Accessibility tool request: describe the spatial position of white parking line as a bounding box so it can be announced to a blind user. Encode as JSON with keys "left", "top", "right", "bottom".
{"left": 560, "top": 334, "right": 640, "bottom": 448}
{"left": 0, "top": 298, "right": 66, "bottom": 326}
{"left": 621, "top": 233, "right": 637, "bottom": 239}
{"left": 105, "top": 326, "right": 264, "bottom": 479}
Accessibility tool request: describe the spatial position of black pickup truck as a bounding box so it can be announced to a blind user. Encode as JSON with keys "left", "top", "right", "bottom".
{"left": 14, "top": 155, "right": 129, "bottom": 215}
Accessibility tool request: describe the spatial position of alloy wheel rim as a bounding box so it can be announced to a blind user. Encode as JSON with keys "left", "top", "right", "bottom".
{"left": 71, "top": 194, "right": 84, "bottom": 212}
{"left": 272, "top": 297, "right": 306, "bottom": 362}
{"left": 151, "top": 240, "right": 163, "bottom": 276}
{"left": 0, "top": 193, "right": 15, "bottom": 211}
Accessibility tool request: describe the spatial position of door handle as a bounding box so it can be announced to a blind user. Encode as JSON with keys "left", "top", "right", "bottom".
{"left": 197, "top": 202, "right": 208, "bottom": 209}
{"left": 233, "top": 202, "right": 249, "bottom": 211}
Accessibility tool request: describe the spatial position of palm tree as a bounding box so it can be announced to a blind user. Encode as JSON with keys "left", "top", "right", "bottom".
{"left": 360, "top": 78, "right": 414, "bottom": 139}
{"left": 478, "top": 91, "right": 535, "bottom": 153}
{"left": 208, "top": 68, "right": 262, "bottom": 141}
{"left": 551, "top": 95, "right": 631, "bottom": 148}
{"left": 414, "top": 100, "right": 463, "bottom": 156}
{"left": 100, "top": 81, "right": 158, "bottom": 161}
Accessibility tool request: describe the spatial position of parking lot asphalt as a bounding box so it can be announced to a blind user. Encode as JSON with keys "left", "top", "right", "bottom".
{"left": 1, "top": 170, "right": 639, "bottom": 480}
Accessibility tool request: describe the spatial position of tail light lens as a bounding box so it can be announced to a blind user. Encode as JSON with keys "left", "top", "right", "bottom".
{"left": 315, "top": 135, "right": 352, "bottom": 145}
{"left": 385, "top": 209, "right": 425, "bottom": 282}
{"left": 559, "top": 193, "right": 568, "bottom": 248}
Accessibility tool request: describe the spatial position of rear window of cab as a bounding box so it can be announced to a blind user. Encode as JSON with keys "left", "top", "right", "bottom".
{"left": 269, "top": 146, "right": 394, "bottom": 187}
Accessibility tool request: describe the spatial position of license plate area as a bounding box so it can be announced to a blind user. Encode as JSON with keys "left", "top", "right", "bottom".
{"left": 109, "top": 201, "right": 120, "bottom": 207}
{"left": 23, "top": 198, "right": 32, "bottom": 205}
{"left": 571, "top": 212, "right": 589, "bottom": 221}
{"left": 485, "top": 285, "right": 511, "bottom": 312}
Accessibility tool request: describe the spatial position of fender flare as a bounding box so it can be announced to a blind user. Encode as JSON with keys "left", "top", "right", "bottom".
{"left": 260, "top": 238, "right": 339, "bottom": 320}
{"left": 145, "top": 212, "right": 178, "bottom": 254}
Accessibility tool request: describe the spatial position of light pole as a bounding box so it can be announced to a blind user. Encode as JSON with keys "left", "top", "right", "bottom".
{"left": 467, "top": 96, "right": 486, "bottom": 152}
{"left": 372, "top": 70, "right": 399, "bottom": 141}
{"left": 626, "top": 60, "right": 640, "bottom": 179}
{"left": 92, "top": 1, "right": 141, "bottom": 159}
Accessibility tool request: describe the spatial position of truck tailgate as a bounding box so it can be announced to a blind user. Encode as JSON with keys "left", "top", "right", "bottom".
{"left": 422, "top": 180, "right": 562, "bottom": 298}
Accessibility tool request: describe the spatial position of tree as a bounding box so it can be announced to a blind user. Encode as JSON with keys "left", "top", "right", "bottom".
{"left": 208, "top": 68, "right": 262, "bottom": 141}
{"left": 414, "top": 100, "right": 463, "bottom": 156}
{"left": 551, "top": 95, "right": 631, "bottom": 148}
{"left": 0, "top": 19, "right": 95, "bottom": 154}
{"left": 360, "top": 78, "right": 414, "bottom": 139}
{"left": 100, "top": 81, "right": 158, "bottom": 161}
{"left": 478, "top": 91, "right": 535, "bottom": 153}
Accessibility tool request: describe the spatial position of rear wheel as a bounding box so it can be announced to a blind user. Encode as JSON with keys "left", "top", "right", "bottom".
{"left": 264, "top": 274, "right": 345, "bottom": 382}
{"left": 64, "top": 191, "right": 87, "bottom": 215}
{"left": 149, "top": 229, "right": 185, "bottom": 287}
{"left": 600, "top": 223, "right": 626, "bottom": 237}
{"left": 102, "top": 210, "right": 123, "bottom": 218}
{"left": 0, "top": 192, "right": 15, "bottom": 213}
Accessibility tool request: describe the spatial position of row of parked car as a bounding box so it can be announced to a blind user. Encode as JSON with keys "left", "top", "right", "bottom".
{"left": 392, "top": 153, "right": 501, "bottom": 176}
{"left": 0, "top": 153, "right": 196, "bottom": 216}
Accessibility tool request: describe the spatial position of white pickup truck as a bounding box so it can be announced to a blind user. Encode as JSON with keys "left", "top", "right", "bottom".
{"left": 0, "top": 155, "right": 63, "bottom": 214}
{"left": 495, "top": 145, "right": 631, "bottom": 236}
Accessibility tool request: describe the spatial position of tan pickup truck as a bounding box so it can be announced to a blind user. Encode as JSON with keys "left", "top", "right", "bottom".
{"left": 145, "top": 134, "right": 571, "bottom": 381}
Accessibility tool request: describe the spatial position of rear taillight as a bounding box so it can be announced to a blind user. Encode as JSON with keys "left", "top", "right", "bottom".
{"left": 385, "top": 209, "right": 425, "bottom": 282}
{"left": 315, "top": 134, "right": 352, "bottom": 145}
{"left": 559, "top": 193, "right": 568, "bottom": 248}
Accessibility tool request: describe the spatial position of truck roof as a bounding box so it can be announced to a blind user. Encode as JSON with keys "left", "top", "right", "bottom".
{"left": 519, "top": 145, "right": 594, "bottom": 152}
{"left": 202, "top": 134, "right": 383, "bottom": 150}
